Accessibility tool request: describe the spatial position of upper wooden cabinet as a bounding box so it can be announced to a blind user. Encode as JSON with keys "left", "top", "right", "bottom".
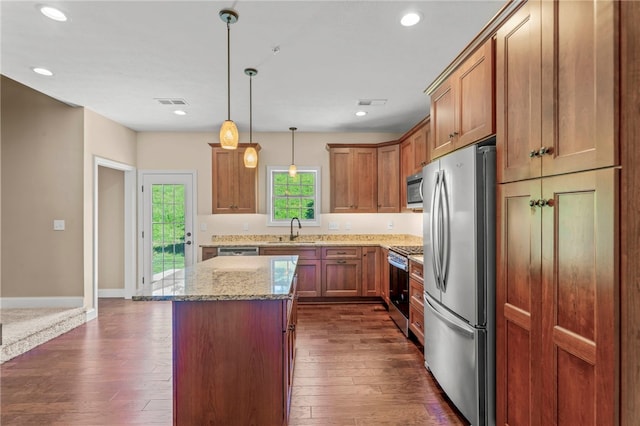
{"left": 377, "top": 144, "right": 400, "bottom": 213}
{"left": 400, "top": 118, "right": 430, "bottom": 210}
{"left": 430, "top": 38, "right": 495, "bottom": 159}
{"left": 496, "top": 0, "right": 617, "bottom": 183}
{"left": 329, "top": 147, "right": 378, "bottom": 213}
{"left": 210, "top": 144, "right": 260, "bottom": 214}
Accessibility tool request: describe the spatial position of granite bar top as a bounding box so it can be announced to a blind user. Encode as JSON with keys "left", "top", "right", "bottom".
{"left": 132, "top": 255, "right": 298, "bottom": 302}
{"left": 200, "top": 233, "right": 422, "bottom": 249}
{"left": 409, "top": 255, "right": 424, "bottom": 265}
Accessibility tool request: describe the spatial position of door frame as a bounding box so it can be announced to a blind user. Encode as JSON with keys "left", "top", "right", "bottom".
{"left": 137, "top": 170, "right": 198, "bottom": 290}
{"left": 93, "top": 157, "right": 137, "bottom": 318}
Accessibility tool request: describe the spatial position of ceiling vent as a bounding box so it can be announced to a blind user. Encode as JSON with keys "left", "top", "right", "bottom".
{"left": 156, "top": 98, "right": 188, "bottom": 105}
{"left": 357, "top": 99, "right": 387, "bottom": 106}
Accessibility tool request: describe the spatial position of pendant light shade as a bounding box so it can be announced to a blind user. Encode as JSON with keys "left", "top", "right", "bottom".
{"left": 219, "top": 9, "right": 239, "bottom": 149}
{"left": 289, "top": 127, "right": 297, "bottom": 177}
{"left": 244, "top": 68, "right": 259, "bottom": 168}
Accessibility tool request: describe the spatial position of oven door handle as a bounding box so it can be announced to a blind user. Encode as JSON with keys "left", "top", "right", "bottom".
{"left": 388, "top": 257, "right": 408, "bottom": 272}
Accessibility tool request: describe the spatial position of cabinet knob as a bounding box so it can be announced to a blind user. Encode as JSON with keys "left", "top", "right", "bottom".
{"left": 536, "top": 199, "right": 548, "bottom": 207}
{"left": 288, "top": 324, "right": 295, "bottom": 331}
{"left": 538, "top": 146, "right": 552, "bottom": 156}
{"left": 529, "top": 150, "right": 540, "bottom": 158}
{"left": 452, "top": 131, "right": 459, "bottom": 136}
{"left": 529, "top": 199, "right": 537, "bottom": 207}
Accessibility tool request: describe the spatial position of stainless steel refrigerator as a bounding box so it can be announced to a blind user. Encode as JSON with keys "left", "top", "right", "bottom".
{"left": 422, "top": 142, "right": 496, "bottom": 426}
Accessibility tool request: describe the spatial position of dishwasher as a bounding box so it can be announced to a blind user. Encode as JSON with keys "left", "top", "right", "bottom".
{"left": 217, "top": 246, "right": 260, "bottom": 256}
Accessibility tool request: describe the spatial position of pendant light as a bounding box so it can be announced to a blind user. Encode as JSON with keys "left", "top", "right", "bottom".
{"left": 288, "top": 127, "right": 297, "bottom": 177}
{"left": 243, "top": 68, "right": 258, "bottom": 168}
{"left": 219, "top": 9, "right": 239, "bottom": 149}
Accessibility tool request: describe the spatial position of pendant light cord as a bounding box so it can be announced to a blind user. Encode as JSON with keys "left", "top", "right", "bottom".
{"left": 291, "top": 128, "right": 295, "bottom": 163}
{"left": 226, "top": 19, "right": 231, "bottom": 121}
{"left": 249, "top": 73, "right": 253, "bottom": 144}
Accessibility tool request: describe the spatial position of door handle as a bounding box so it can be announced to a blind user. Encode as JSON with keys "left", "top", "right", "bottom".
{"left": 185, "top": 241, "right": 192, "bottom": 245}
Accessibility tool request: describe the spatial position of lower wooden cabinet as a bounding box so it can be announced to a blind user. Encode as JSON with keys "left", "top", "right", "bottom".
{"left": 322, "top": 259, "right": 361, "bottom": 297}
{"left": 496, "top": 168, "right": 618, "bottom": 425}
{"left": 380, "top": 247, "right": 390, "bottom": 305}
{"left": 260, "top": 247, "right": 321, "bottom": 298}
{"left": 361, "top": 246, "right": 380, "bottom": 296}
{"left": 408, "top": 260, "right": 424, "bottom": 345}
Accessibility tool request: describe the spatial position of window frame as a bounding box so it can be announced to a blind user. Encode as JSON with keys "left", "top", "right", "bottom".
{"left": 266, "top": 166, "right": 321, "bottom": 227}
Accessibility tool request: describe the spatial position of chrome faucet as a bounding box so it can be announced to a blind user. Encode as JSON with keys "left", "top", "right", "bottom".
{"left": 290, "top": 217, "right": 301, "bottom": 241}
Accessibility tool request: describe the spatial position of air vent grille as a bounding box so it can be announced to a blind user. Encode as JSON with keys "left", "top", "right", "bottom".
{"left": 156, "top": 98, "right": 188, "bottom": 105}
{"left": 357, "top": 99, "right": 387, "bottom": 106}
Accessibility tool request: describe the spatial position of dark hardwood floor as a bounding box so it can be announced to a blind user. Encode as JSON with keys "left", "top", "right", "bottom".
{"left": 1, "top": 299, "right": 467, "bottom": 425}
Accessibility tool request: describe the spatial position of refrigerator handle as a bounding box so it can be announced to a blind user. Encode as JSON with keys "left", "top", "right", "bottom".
{"left": 440, "top": 171, "right": 451, "bottom": 292}
{"left": 424, "top": 292, "right": 474, "bottom": 338}
{"left": 430, "top": 171, "right": 442, "bottom": 290}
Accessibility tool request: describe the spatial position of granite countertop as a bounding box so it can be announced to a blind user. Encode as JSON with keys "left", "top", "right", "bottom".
{"left": 132, "top": 255, "right": 298, "bottom": 302}
{"left": 409, "top": 255, "right": 424, "bottom": 265}
{"left": 200, "top": 234, "right": 423, "bottom": 249}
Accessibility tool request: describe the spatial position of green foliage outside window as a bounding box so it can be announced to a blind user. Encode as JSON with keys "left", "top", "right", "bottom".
{"left": 151, "top": 184, "right": 186, "bottom": 274}
{"left": 272, "top": 172, "right": 316, "bottom": 221}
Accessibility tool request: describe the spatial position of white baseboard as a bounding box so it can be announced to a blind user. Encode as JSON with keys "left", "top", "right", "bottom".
{"left": 98, "top": 289, "right": 125, "bottom": 298}
{"left": 0, "top": 297, "right": 84, "bottom": 309}
{"left": 86, "top": 308, "right": 97, "bottom": 321}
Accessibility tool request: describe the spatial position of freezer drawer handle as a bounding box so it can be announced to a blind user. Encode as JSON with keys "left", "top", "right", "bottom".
{"left": 424, "top": 293, "right": 474, "bottom": 338}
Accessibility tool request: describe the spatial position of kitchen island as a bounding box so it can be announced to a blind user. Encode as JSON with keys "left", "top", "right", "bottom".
{"left": 133, "top": 255, "right": 299, "bottom": 426}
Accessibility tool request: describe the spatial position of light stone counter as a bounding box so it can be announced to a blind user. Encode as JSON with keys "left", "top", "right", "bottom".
{"left": 132, "top": 255, "right": 297, "bottom": 301}
{"left": 409, "top": 255, "right": 424, "bottom": 265}
{"left": 200, "top": 233, "right": 422, "bottom": 249}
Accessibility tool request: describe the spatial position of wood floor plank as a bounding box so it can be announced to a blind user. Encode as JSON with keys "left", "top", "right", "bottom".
{"left": 1, "top": 299, "right": 468, "bottom": 425}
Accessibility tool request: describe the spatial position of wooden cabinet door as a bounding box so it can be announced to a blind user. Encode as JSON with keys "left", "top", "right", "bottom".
{"left": 377, "top": 144, "right": 400, "bottom": 213}
{"left": 201, "top": 247, "right": 217, "bottom": 261}
{"left": 496, "top": 1, "right": 542, "bottom": 183}
{"left": 454, "top": 38, "right": 495, "bottom": 148}
{"left": 353, "top": 148, "right": 378, "bottom": 212}
{"left": 413, "top": 121, "right": 430, "bottom": 171}
{"left": 212, "top": 148, "right": 235, "bottom": 213}
{"left": 361, "top": 246, "right": 379, "bottom": 296}
{"left": 380, "top": 247, "right": 390, "bottom": 305}
{"left": 234, "top": 147, "right": 257, "bottom": 213}
{"left": 400, "top": 138, "right": 414, "bottom": 210}
{"left": 540, "top": 169, "right": 617, "bottom": 425}
{"left": 540, "top": 0, "right": 617, "bottom": 177}
{"left": 496, "top": 179, "right": 542, "bottom": 426}
{"left": 294, "top": 259, "right": 322, "bottom": 298}
{"left": 329, "top": 147, "right": 354, "bottom": 213}
{"left": 430, "top": 78, "right": 456, "bottom": 159}
{"left": 322, "top": 260, "right": 361, "bottom": 297}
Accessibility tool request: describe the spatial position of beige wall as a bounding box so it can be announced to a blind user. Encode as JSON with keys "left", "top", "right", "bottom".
{"left": 83, "top": 109, "right": 136, "bottom": 308}
{"left": 1, "top": 76, "right": 84, "bottom": 298}
{"left": 98, "top": 166, "right": 124, "bottom": 290}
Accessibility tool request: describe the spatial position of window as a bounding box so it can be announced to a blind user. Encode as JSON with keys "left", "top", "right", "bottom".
{"left": 267, "top": 166, "right": 321, "bottom": 226}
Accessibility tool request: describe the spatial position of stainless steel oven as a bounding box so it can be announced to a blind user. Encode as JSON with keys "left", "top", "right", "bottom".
{"left": 388, "top": 246, "right": 423, "bottom": 336}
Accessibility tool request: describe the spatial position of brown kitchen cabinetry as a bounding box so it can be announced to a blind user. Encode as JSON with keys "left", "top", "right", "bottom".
{"left": 496, "top": 169, "right": 618, "bottom": 425}
{"left": 496, "top": 0, "right": 617, "bottom": 184}
{"left": 361, "top": 246, "right": 380, "bottom": 297}
{"left": 408, "top": 260, "right": 424, "bottom": 345}
{"left": 260, "top": 247, "right": 322, "bottom": 298}
{"left": 376, "top": 143, "right": 400, "bottom": 213}
{"left": 380, "top": 247, "right": 390, "bottom": 305}
{"left": 329, "top": 147, "right": 378, "bottom": 213}
{"left": 201, "top": 247, "right": 217, "bottom": 261}
{"left": 321, "top": 246, "right": 362, "bottom": 297}
{"left": 210, "top": 143, "right": 260, "bottom": 214}
{"left": 429, "top": 38, "right": 495, "bottom": 160}
{"left": 400, "top": 119, "right": 430, "bottom": 210}
{"left": 495, "top": 3, "right": 620, "bottom": 424}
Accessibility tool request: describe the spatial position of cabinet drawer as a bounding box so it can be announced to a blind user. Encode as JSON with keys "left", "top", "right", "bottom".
{"left": 322, "top": 246, "right": 361, "bottom": 259}
{"left": 409, "top": 302, "right": 425, "bottom": 346}
{"left": 410, "top": 277, "right": 424, "bottom": 309}
{"left": 260, "top": 247, "right": 321, "bottom": 259}
{"left": 202, "top": 247, "right": 217, "bottom": 261}
{"left": 409, "top": 261, "right": 424, "bottom": 283}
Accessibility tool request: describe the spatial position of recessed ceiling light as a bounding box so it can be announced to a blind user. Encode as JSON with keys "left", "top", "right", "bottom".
{"left": 32, "top": 67, "right": 54, "bottom": 76}
{"left": 355, "top": 111, "right": 367, "bottom": 117}
{"left": 173, "top": 110, "right": 187, "bottom": 116}
{"left": 400, "top": 12, "right": 421, "bottom": 27}
{"left": 39, "top": 5, "right": 68, "bottom": 22}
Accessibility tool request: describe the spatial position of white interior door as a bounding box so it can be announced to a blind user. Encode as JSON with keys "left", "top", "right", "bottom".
{"left": 139, "top": 171, "right": 196, "bottom": 285}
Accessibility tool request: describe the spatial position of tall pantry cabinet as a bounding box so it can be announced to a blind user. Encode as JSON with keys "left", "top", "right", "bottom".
{"left": 495, "top": 0, "right": 623, "bottom": 425}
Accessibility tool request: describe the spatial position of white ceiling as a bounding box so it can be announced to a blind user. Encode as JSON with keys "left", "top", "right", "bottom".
{"left": 1, "top": 1, "right": 505, "bottom": 134}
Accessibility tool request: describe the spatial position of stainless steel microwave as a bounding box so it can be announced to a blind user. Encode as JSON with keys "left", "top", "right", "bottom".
{"left": 406, "top": 172, "right": 423, "bottom": 209}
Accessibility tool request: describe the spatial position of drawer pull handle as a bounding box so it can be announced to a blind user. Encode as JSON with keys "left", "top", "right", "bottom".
{"left": 337, "top": 260, "right": 347, "bottom": 264}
